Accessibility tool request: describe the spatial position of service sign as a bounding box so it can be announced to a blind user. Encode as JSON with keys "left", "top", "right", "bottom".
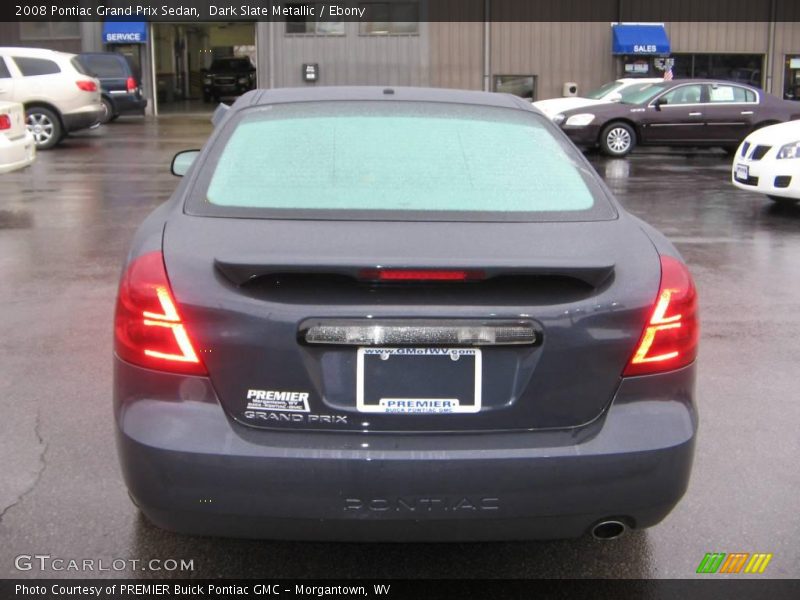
{"left": 102, "top": 21, "right": 148, "bottom": 44}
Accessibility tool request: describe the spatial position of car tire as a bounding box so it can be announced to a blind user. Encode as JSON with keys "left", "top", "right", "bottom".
{"left": 600, "top": 122, "right": 636, "bottom": 157}
{"left": 99, "top": 97, "right": 115, "bottom": 124}
{"left": 25, "top": 106, "right": 63, "bottom": 150}
{"left": 767, "top": 195, "right": 799, "bottom": 206}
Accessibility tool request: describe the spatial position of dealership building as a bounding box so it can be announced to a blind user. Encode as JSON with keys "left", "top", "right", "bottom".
{"left": 2, "top": 7, "right": 800, "bottom": 114}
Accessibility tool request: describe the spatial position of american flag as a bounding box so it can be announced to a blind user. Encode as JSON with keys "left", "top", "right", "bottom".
{"left": 663, "top": 67, "right": 674, "bottom": 81}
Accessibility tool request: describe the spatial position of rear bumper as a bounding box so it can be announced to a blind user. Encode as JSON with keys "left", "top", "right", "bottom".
{"left": 0, "top": 131, "right": 35, "bottom": 173}
{"left": 62, "top": 105, "right": 103, "bottom": 133}
{"left": 108, "top": 93, "right": 147, "bottom": 115}
{"left": 114, "top": 358, "right": 697, "bottom": 541}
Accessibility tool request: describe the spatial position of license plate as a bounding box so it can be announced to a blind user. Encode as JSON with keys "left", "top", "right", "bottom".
{"left": 736, "top": 164, "right": 749, "bottom": 180}
{"left": 356, "top": 348, "right": 482, "bottom": 414}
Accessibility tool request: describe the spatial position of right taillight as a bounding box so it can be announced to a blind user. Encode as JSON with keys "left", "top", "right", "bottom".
{"left": 76, "top": 80, "right": 97, "bottom": 92}
{"left": 623, "top": 255, "right": 698, "bottom": 377}
{"left": 126, "top": 76, "right": 137, "bottom": 93}
{"left": 0, "top": 115, "right": 10, "bottom": 130}
{"left": 114, "top": 251, "right": 207, "bottom": 376}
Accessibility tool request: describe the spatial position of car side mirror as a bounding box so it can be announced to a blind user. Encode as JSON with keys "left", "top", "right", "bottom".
{"left": 607, "top": 92, "right": 622, "bottom": 103}
{"left": 171, "top": 149, "right": 200, "bottom": 177}
{"left": 654, "top": 97, "right": 667, "bottom": 111}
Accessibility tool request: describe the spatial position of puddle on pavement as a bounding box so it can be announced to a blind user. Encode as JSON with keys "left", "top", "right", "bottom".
{"left": 0, "top": 209, "right": 34, "bottom": 229}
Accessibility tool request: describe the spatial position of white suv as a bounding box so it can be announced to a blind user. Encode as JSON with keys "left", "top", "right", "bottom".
{"left": 0, "top": 47, "right": 103, "bottom": 149}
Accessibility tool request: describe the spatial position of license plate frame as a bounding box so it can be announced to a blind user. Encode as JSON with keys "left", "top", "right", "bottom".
{"left": 736, "top": 164, "right": 749, "bottom": 181}
{"left": 356, "top": 347, "right": 482, "bottom": 414}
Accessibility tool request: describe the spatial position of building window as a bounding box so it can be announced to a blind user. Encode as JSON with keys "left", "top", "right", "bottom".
{"left": 285, "top": 3, "right": 345, "bottom": 36}
{"left": 359, "top": 3, "right": 419, "bottom": 35}
{"left": 20, "top": 21, "right": 80, "bottom": 40}
{"left": 77, "top": 54, "right": 127, "bottom": 78}
{"left": 494, "top": 75, "right": 537, "bottom": 101}
{"left": 784, "top": 55, "right": 800, "bottom": 101}
{"left": 671, "top": 53, "right": 764, "bottom": 88}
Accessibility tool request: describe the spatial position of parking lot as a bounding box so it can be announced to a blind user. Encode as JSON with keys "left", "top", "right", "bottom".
{"left": 1, "top": 117, "right": 798, "bottom": 579}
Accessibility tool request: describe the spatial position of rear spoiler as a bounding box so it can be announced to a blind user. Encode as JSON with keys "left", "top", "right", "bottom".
{"left": 211, "top": 103, "right": 230, "bottom": 127}
{"left": 214, "top": 259, "right": 616, "bottom": 288}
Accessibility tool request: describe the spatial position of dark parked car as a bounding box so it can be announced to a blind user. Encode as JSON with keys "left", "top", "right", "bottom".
{"left": 554, "top": 79, "right": 800, "bottom": 156}
{"left": 77, "top": 52, "right": 146, "bottom": 124}
{"left": 202, "top": 57, "right": 256, "bottom": 102}
{"left": 115, "top": 87, "right": 698, "bottom": 541}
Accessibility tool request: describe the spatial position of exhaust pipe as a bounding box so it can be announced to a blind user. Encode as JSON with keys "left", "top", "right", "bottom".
{"left": 591, "top": 520, "right": 627, "bottom": 540}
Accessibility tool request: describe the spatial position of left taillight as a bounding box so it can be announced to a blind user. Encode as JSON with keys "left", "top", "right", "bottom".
{"left": 76, "top": 80, "right": 97, "bottom": 92}
{"left": 0, "top": 115, "right": 10, "bottom": 130}
{"left": 623, "top": 255, "right": 698, "bottom": 377}
{"left": 126, "top": 76, "right": 137, "bottom": 93}
{"left": 114, "top": 251, "right": 207, "bottom": 376}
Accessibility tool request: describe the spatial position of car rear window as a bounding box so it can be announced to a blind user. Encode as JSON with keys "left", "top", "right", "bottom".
{"left": 708, "top": 84, "right": 756, "bottom": 103}
{"left": 71, "top": 56, "right": 91, "bottom": 76}
{"left": 189, "top": 101, "right": 615, "bottom": 222}
{"left": 12, "top": 57, "right": 60, "bottom": 76}
{"left": 78, "top": 54, "right": 126, "bottom": 77}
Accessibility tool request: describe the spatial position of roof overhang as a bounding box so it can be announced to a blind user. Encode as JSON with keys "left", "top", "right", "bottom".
{"left": 611, "top": 23, "right": 670, "bottom": 55}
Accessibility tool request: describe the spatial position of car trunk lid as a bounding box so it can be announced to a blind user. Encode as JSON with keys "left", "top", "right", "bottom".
{"left": 163, "top": 215, "right": 659, "bottom": 432}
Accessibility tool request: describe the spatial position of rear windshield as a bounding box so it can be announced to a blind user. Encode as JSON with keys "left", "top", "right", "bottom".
{"left": 71, "top": 57, "right": 92, "bottom": 76}
{"left": 78, "top": 54, "right": 127, "bottom": 77}
{"left": 188, "top": 101, "right": 615, "bottom": 221}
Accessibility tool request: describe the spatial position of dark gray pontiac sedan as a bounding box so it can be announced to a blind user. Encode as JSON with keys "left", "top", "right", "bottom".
{"left": 113, "top": 87, "right": 698, "bottom": 541}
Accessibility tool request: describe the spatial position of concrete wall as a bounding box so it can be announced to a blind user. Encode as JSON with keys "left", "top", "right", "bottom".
{"left": 14, "top": 13, "right": 791, "bottom": 111}
{"left": 256, "top": 21, "right": 429, "bottom": 88}
{"left": 665, "top": 22, "right": 768, "bottom": 53}
{"left": 772, "top": 15, "right": 800, "bottom": 96}
{"left": 0, "top": 21, "right": 82, "bottom": 53}
{"left": 428, "top": 0, "right": 484, "bottom": 90}
{"left": 489, "top": 22, "right": 616, "bottom": 100}
{"left": 428, "top": 20, "right": 800, "bottom": 100}
{"left": 208, "top": 23, "right": 254, "bottom": 48}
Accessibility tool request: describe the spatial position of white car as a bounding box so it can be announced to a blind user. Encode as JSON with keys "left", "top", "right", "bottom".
{"left": 0, "top": 47, "right": 103, "bottom": 149}
{"left": 0, "top": 100, "right": 35, "bottom": 173}
{"left": 732, "top": 120, "right": 800, "bottom": 205}
{"left": 533, "top": 78, "right": 663, "bottom": 119}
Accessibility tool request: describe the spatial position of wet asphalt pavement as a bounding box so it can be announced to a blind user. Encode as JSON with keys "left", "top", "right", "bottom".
{"left": 0, "top": 117, "right": 798, "bottom": 580}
